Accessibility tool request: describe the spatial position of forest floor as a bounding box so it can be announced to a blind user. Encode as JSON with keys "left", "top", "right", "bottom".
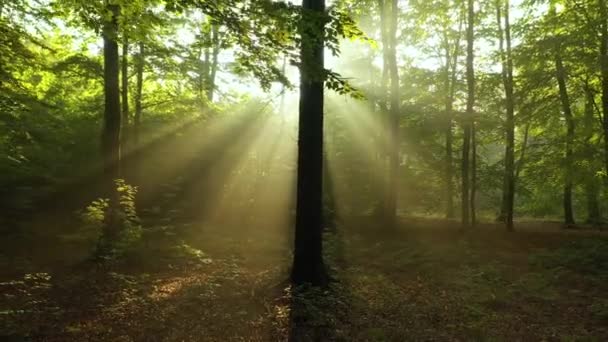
{"left": 1, "top": 214, "right": 608, "bottom": 341}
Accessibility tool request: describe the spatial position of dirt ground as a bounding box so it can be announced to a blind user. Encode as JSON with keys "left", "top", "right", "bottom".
{"left": 1, "top": 215, "right": 607, "bottom": 341}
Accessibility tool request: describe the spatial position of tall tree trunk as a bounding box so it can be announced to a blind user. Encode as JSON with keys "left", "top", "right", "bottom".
{"left": 497, "top": 0, "right": 516, "bottom": 230}
{"left": 291, "top": 0, "right": 327, "bottom": 286}
{"left": 385, "top": 0, "right": 399, "bottom": 223}
{"left": 444, "top": 13, "right": 464, "bottom": 219}
{"left": 471, "top": 122, "right": 477, "bottom": 226}
{"left": 207, "top": 25, "right": 220, "bottom": 103}
{"left": 101, "top": 2, "right": 122, "bottom": 241}
{"left": 102, "top": 3, "right": 121, "bottom": 182}
{"left": 599, "top": 0, "right": 608, "bottom": 184}
{"left": 515, "top": 123, "right": 530, "bottom": 180}
{"left": 134, "top": 42, "right": 144, "bottom": 146}
{"left": 121, "top": 38, "right": 129, "bottom": 147}
{"left": 584, "top": 84, "right": 601, "bottom": 224}
{"left": 376, "top": 0, "right": 390, "bottom": 216}
{"left": 462, "top": 0, "right": 475, "bottom": 227}
{"left": 552, "top": 14, "right": 575, "bottom": 225}
{"left": 443, "top": 44, "right": 455, "bottom": 219}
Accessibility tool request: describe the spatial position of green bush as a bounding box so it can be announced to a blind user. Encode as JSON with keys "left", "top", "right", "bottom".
{"left": 81, "top": 179, "right": 142, "bottom": 260}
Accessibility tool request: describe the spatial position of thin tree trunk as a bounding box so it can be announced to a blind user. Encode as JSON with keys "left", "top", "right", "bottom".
{"left": 386, "top": 0, "right": 399, "bottom": 223}
{"left": 556, "top": 56, "right": 575, "bottom": 225}
{"left": 515, "top": 123, "right": 529, "bottom": 180}
{"left": 121, "top": 38, "right": 129, "bottom": 147}
{"left": 207, "top": 25, "right": 220, "bottom": 103}
{"left": 196, "top": 46, "right": 204, "bottom": 99}
{"left": 443, "top": 43, "right": 455, "bottom": 219}
{"left": 599, "top": 0, "right": 608, "bottom": 184}
{"left": 444, "top": 13, "right": 464, "bottom": 220}
{"left": 552, "top": 11, "right": 575, "bottom": 225}
{"left": 376, "top": 0, "right": 390, "bottom": 217}
{"left": 584, "top": 84, "right": 601, "bottom": 224}
{"left": 134, "top": 42, "right": 144, "bottom": 146}
{"left": 497, "top": 0, "right": 515, "bottom": 230}
{"left": 496, "top": 0, "right": 508, "bottom": 224}
{"left": 202, "top": 42, "right": 210, "bottom": 101}
{"left": 462, "top": 0, "right": 475, "bottom": 228}
{"left": 291, "top": 0, "right": 327, "bottom": 286}
{"left": 471, "top": 122, "right": 477, "bottom": 226}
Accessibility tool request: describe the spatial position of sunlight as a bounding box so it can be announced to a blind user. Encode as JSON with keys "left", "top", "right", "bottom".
{"left": 4, "top": 0, "right": 608, "bottom": 339}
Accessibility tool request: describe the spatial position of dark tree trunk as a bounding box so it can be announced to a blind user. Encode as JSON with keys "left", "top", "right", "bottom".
{"left": 497, "top": 0, "right": 515, "bottom": 231}
{"left": 386, "top": 0, "right": 399, "bottom": 223}
{"left": 291, "top": 0, "right": 327, "bottom": 286}
{"left": 515, "top": 123, "right": 529, "bottom": 180}
{"left": 471, "top": 122, "right": 477, "bottom": 226}
{"left": 443, "top": 13, "right": 463, "bottom": 219}
{"left": 443, "top": 46, "right": 455, "bottom": 219}
{"left": 600, "top": 0, "right": 608, "bottom": 185}
{"left": 121, "top": 38, "right": 129, "bottom": 146}
{"left": 462, "top": 0, "right": 475, "bottom": 228}
{"left": 102, "top": 3, "right": 121, "bottom": 183}
{"left": 101, "top": 2, "right": 122, "bottom": 241}
{"left": 134, "top": 42, "right": 144, "bottom": 146}
{"left": 584, "top": 84, "right": 602, "bottom": 224}
{"left": 553, "top": 25, "right": 575, "bottom": 225}
{"left": 376, "top": 0, "right": 390, "bottom": 216}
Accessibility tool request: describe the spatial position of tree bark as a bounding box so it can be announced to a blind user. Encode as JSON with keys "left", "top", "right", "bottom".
{"left": 599, "top": 0, "right": 608, "bottom": 185}
{"left": 102, "top": 3, "right": 121, "bottom": 183}
{"left": 121, "top": 38, "right": 129, "bottom": 146}
{"left": 552, "top": 19, "right": 575, "bottom": 225}
{"left": 207, "top": 25, "right": 220, "bottom": 103}
{"left": 584, "top": 84, "right": 601, "bottom": 224}
{"left": 100, "top": 2, "right": 122, "bottom": 243}
{"left": 134, "top": 42, "right": 144, "bottom": 146}
{"left": 443, "top": 11, "right": 463, "bottom": 220}
{"left": 471, "top": 121, "right": 477, "bottom": 226}
{"left": 443, "top": 44, "right": 455, "bottom": 219}
{"left": 386, "top": 0, "right": 399, "bottom": 223}
{"left": 497, "top": 0, "right": 516, "bottom": 231}
{"left": 462, "top": 0, "right": 475, "bottom": 228}
{"left": 515, "top": 123, "right": 529, "bottom": 180}
{"left": 291, "top": 0, "right": 327, "bottom": 286}
{"left": 202, "top": 29, "right": 210, "bottom": 102}
{"left": 376, "top": 0, "right": 390, "bottom": 216}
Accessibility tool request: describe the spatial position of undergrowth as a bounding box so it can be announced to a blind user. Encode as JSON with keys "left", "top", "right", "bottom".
{"left": 81, "top": 179, "right": 142, "bottom": 260}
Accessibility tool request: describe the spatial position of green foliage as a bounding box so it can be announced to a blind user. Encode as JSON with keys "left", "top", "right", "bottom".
{"left": 532, "top": 238, "right": 608, "bottom": 279}
{"left": 81, "top": 198, "right": 110, "bottom": 230}
{"left": 90, "top": 180, "right": 143, "bottom": 259}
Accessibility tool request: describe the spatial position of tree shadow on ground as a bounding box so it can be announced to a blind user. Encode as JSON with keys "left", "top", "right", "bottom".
{"left": 286, "top": 228, "right": 352, "bottom": 342}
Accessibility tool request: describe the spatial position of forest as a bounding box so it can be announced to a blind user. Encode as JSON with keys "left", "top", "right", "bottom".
{"left": 1, "top": 0, "right": 608, "bottom": 340}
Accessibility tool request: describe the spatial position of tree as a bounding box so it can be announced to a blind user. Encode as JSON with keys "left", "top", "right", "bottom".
{"left": 583, "top": 82, "right": 602, "bottom": 224}
{"left": 291, "top": 0, "right": 328, "bottom": 286}
{"left": 134, "top": 42, "right": 144, "bottom": 145}
{"left": 121, "top": 38, "right": 129, "bottom": 146}
{"left": 497, "top": 0, "right": 516, "bottom": 231}
{"left": 599, "top": 0, "right": 608, "bottom": 184}
{"left": 378, "top": 0, "right": 400, "bottom": 224}
{"left": 442, "top": 4, "right": 464, "bottom": 220}
{"left": 101, "top": 2, "right": 122, "bottom": 184}
{"left": 462, "top": 0, "right": 475, "bottom": 227}
{"left": 550, "top": 2, "right": 575, "bottom": 225}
